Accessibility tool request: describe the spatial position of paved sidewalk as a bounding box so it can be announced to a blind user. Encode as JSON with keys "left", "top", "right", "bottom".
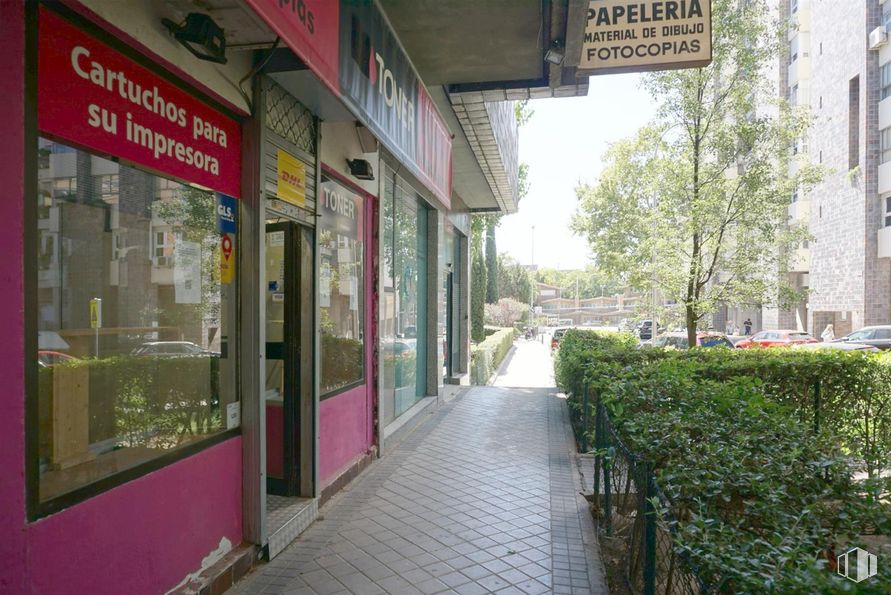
{"left": 233, "top": 343, "right": 607, "bottom": 595}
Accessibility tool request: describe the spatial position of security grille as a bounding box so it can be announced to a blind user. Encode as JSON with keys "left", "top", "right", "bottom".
{"left": 264, "top": 78, "right": 316, "bottom": 155}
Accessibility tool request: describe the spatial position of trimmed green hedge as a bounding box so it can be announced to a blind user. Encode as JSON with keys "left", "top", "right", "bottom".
{"left": 39, "top": 355, "right": 221, "bottom": 457}
{"left": 470, "top": 327, "right": 516, "bottom": 384}
{"left": 556, "top": 331, "right": 891, "bottom": 592}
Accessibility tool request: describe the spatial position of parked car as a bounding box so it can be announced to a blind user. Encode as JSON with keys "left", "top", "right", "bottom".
{"left": 734, "top": 330, "right": 818, "bottom": 349}
{"left": 653, "top": 332, "right": 734, "bottom": 349}
{"left": 551, "top": 327, "right": 570, "bottom": 350}
{"left": 637, "top": 320, "right": 663, "bottom": 340}
{"left": 831, "top": 325, "right": 891, "bottom": 350}
{"left": 793, "top": 341, "right": 880, "bottom": 352}
{"left": 131, "top": 341, "right": 219, "bottom": 357}
{"left": 37, "top": 350, "right": 77, "bottom": 367}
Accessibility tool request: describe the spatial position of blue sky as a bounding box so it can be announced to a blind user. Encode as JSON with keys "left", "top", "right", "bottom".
{"left": 497, "top": 73, "right": 659, "bottom": 270}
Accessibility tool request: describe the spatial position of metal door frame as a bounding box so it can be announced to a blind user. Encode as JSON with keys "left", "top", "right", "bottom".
{"left": 265, "top": 221, "right": 301, "bottom": 496}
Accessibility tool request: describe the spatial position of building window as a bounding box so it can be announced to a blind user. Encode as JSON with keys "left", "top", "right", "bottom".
{"left": 380, "top": 169, "right": 429, "bottom": 425}
{"left": 885, "top": 5, "right": 891, "bottom": 30}
{"left": 318, "top": 177, "right": 365, "bottom": 396}
{"left": 881, "top": 128, "right": 891, "bottom": 164}
{"left": 789, "top": 36, "right": 798, "bottom": 63}
{"left": 790, "top": 84, "right": 799, "bottom": 108}
{"left": 883, "top": 63, "right": 891, "bottom": 100}
{"left": 153, "top": 229, "right": 180, "bottom": 266}
{"left": 790, "top": 0, "right": 798, "bottom": 14}
{"left": 850, "top": 76, "right": 860, "bottom": 170}
{"left": 34, "top": 138, "right": 236, "bottom": 508}
{"left": 885, "top": 196, "right": 891, "bottom": 227}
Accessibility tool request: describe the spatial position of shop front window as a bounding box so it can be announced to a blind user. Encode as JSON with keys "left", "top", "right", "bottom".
{"left": 34, "top": 138, "right": 236, "bottom": 506}
{"left": 380, "top": 172, "right": 428, "bottom": 425}
{"left": 319, "top": 178, "right": 365, "bottom": 396}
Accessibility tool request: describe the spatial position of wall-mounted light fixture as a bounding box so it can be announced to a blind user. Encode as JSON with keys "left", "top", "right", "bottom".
{"left": 544, "top": 39, "right": 565, "bottom": 65}
{"left": 346, "top": 159, "right": 375, "bottom": 181}
{"left": 162, "top": 13, "right": 228, "bottom": 64}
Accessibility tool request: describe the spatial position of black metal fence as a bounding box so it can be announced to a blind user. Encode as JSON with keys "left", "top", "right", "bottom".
{"left": 581, "top": 385, "right": 709, "bottom": 595}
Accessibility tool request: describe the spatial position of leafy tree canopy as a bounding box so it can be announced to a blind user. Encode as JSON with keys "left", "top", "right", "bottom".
{"left": 572, "top": 0, "right": 822, "bottom": 345}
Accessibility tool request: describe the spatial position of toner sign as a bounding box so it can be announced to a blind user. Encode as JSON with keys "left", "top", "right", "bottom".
{"left": 578, "top": 0, "right": 712, "bottom": 75}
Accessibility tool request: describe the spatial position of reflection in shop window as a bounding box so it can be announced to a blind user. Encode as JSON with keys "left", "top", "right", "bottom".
{"left": 34, "top": 138, "right": 236, "bottom": 504}
{"left": 319, "top": 178, "right": 364, "bottom": 396}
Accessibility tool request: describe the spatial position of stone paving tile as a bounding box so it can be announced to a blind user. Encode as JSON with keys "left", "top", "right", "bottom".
{"left": 231, "top": 378, "right": 608, "bottom": 595}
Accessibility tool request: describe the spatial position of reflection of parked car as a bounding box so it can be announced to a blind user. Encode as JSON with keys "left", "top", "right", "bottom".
{"left": 831, "top": 326, "right": 891, "bottom": 350}
{"left": 131, "top": 341, "right": 219, "bottom": 357}
{"left": 37, "top": 350, "right": 77, "bottom": 367}
{"left": 551, "top": 327, "right": 570, "bottom": 350}
{"left": 735, "top": 330, "right": 817, "bottom": 349}
{"left": 638, "top": 320, "right": 663, "bottom": 340}
{"left": 653, "top": 332, "right": 734, "bottom": 349}
{"left": 392, "top": 339, "right": 416, "bottom": 359}
{"left": 793, "top": 342, "right": 879, "bottom": 352}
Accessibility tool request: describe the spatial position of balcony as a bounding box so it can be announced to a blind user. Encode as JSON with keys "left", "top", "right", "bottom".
{"left": 789, "top": 247, "right": 809, "bottom": 272}
{"left": 788, "top": 200, "right": 810, "bottom": 224}
{"left": 879, "top": 162, "right": 891, "bottom": 196}
{"left": 878, "top": 226, "right": 891, "bottom": 258}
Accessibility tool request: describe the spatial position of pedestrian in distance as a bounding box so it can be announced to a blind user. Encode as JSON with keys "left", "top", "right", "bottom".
{"left": 821, "top": 323, "right": 835, "bottom": 342}
{"left": 744, "top": 318, "right": 752, "bottom": 335}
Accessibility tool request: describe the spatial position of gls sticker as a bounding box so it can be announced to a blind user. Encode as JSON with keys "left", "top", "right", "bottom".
{"left": 217, "top": 193, "right": 237, "bottom": 234}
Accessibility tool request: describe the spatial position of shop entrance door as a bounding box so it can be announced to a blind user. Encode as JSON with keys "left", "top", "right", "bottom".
{"left": 445, "top": 268, "right": 455, "bottom": 378}
{"left": 264, "top": 221, "right": 312, "bottom": 497}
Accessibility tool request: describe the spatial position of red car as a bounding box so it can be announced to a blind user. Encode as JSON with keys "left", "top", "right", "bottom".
{"left": 735, "top": 330, "right": 818, "bottom": 349}
{"left": 37, "top": 350, "right": 77, "bottom": 367}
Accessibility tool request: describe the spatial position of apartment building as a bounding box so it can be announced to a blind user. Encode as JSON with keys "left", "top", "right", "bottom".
{"left": 763, "top": 0, "right": 891, "bottom": 335}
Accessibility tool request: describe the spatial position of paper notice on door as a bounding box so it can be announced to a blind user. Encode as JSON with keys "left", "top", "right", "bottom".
{"left": 339, "top": 263, "right": 353, "bottom": 295}
{"left": 174, "top": 240, "right": 201, "bottom": 304}
{"left": 226, "top": 402, "right": 240, "bottom": 429}
{"left": 320, "top": 263, "right": 331, "bottom": 307}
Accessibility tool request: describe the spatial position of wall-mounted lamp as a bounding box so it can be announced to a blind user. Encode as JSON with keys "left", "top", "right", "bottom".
{"left": 544, "top": 39, "right": 565, "bottom": 65}
{"left": 162, "top": 13, "right": 228, "bottom": 64}
{"left": 346, "top": 159, "right": 375, "bottom": 181}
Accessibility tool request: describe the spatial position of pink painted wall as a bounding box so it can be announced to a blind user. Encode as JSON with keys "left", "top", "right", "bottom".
{"left": 29, "top": 438, "right": 243, "bottom": 595}
{"left": 0, "top": 4, "right": 244, "bottom": 593}
{"left": 0, "top": 2, "right": 30, "bottom": 593}
{"left": 266, "top": 404, "right": 284, "bottom": 478}
{"left": 319, "top": 386, "right": 372, "bottom": 483}
{"left": 319, "top": 192, "right": 377, "bottom": 486}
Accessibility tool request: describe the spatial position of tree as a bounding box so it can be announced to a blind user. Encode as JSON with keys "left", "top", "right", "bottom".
{"left": 484, "top": 298, "right": 528, "bottom": 328}
{"left": 470, "top": 216, "right": 487, "bottom": 342}
{"left": 535, "top": 266, "right": 622, "bottom": 300}
{"left": 497, "top": 254, "right": 533, "bottom": 304}
{"left": 514, "top": 100, "right": 534, "bottom": 127}
{"left": 485, "top": 217, "right": 498, "bottom": 304}
{"left": 572, "top": 0, "right": 820, "bottom": 346}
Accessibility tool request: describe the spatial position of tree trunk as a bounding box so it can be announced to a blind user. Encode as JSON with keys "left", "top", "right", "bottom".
{"left": 686, "top": 304, "right": 697, "bottom": 348}
{"left": 687, "top": 112, "right": 702, "bottom": 349}
{"left": 485, "top": 218, "right": 498, "bottom": 304}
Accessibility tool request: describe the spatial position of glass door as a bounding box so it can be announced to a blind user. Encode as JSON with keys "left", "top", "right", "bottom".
{"left": 265, "top": 222, "right": 300, "bottom": 496}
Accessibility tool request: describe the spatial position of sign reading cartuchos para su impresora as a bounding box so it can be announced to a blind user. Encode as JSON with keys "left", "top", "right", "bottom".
{"left": 579, "top": 0, "right": 712, "bottom": 75}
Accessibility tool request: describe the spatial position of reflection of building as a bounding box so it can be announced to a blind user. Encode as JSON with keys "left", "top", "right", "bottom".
{"left": 37, "top": 142, "right": 219, "bottom": 356}
{"left": 534, "top": 283, "right": 641, "bottom": 326}
{"left": 758, "top": 0, "right": 891, "bottom": 336}
{"left": 3, "top": 1, "right": 590, "bottom": 592}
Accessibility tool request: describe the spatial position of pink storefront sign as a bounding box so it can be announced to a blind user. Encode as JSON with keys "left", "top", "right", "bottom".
{"left": 243, "top": 0, "right": 340, "bottom": 95}
{"left": 37, "top": 7, "right": 242, "bottom": 197}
